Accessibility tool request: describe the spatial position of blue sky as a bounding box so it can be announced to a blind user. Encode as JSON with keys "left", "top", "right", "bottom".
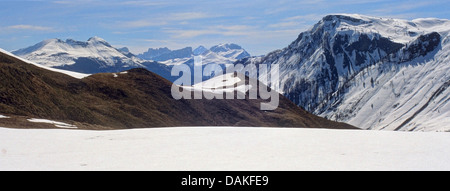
{"left": 0, "top": 0, "right": 449, "bottom": 56}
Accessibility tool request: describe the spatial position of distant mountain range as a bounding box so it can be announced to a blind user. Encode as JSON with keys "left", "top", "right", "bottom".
{"left": 5, "top": 14, "right": 450, "bottom": 131}
{"left": 235, "top": 14, "right": 450, "bottom": 131}
{"left": 12, "top": 37, "right": 177, "bottom": 81}
{"left": 138, "top": 47, "right": 193, "bottom": 61}
{"left": 13, "top": 38, "right": 251, "bottom": 83}
{"left": 0, "top": 48, "right": 355, "bottom": 130}
{"left": 139, "top": 44, "right": 251, "bottom": 82}
{"left": 137, "top": 44, "right": 250, "bottom": 62}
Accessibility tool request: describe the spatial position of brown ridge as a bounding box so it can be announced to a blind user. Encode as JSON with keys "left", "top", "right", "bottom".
{"left": 0, "top": 51, "right": 357, "bottom": 130}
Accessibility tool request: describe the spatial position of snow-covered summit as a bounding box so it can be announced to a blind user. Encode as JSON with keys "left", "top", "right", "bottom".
{"left": 11, "top": 37, "right": 175, "bottom": 81}
{"left": 236, "top": 14, "right": 450, "bottom": 131}
{"left": 316, "top": 14, "right": 450, "bottom": 44}
{"left": 0, "top": 48, "right": 90, "bottom": 79}
{"left": 193, "top": 46, "right": 208, "bottom": 55}
{"left": 87, "top": 36, "right": 107, "bottom": 43}
{"left": 210, "top": 43, "right": 243, "bottom": 52}
{"left": 208, "top": 43, "right": 251, "bottom": 60}
{"left": 13, "top": 37, "right": 143, "bottom": 69}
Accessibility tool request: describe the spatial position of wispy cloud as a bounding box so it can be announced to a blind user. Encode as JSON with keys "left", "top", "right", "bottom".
{"left": 366, "top": 1, "right": 440, "bottom": 19}
{"left": 111, "top": 11, "right": 216, "bottom": 29}
{"left": 168, "top": 29, "right": 219, "bottom": 38}
{"left": 52, "top": 0, "right": 77, "bottom": 4}
{"left": 169, "top": 12, "right": 213, "bottom": 21}
{"left": 167, "top": 25, "right": 255, "bottom": 38}
{"left": 119, "top": 1, "right": 168, "bottom": 6}
{"left": 269, "top": 14, "right": 322, "bottom": 29}
{"left": 52, "top": 0, "right": 99, "bottom": 5}
{"left": 6, "top": 25, "right": 54, "bottom": 31}
{"left": 141, "top": 39, "right": 170, "bottom": 43}
{"left": 53, "top": 0, "right": 170, "bottom": 7}
{"left": 117, "top": 20, "right": 167, "bottom": 28}
{"left": 283, "top": 14, "right": 323, "bottom": 22}
{"left": 268, "top": 21, "right": 300, "bottom": 28}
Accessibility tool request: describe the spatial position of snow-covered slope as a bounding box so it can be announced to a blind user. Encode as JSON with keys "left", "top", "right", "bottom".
{"left": 321, "top": 33, "right": 450, "bottom": 131}
{"left": 236, "top": 14, "right": 450, "bottom": 131}
{"left": 2, "top": 127, "right": 450, "bottom": 171}
{"left": 13, "top": 37, "right": 143, "bottom": 69}
{"left": 181, "top": 73, "right": 251, "bottom": 95}
{"left": 0, "top": 48, "right": 89, "bottom": 79}
{"left": 12, "top": 37, "right": 175, "bottom": 81}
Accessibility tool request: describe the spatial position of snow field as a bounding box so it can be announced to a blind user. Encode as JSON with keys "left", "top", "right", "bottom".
{"left": 1, "top": 127, "right": 450, "bottom": 171}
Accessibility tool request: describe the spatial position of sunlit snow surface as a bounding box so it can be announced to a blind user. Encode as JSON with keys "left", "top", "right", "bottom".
{"left": 1, "top": 127, "right": 450, "bottom": 171}
{"left": 181, "top": 73, "right": 252, "bottom": 94}
{"left": 11, "top": 37, "right": 143, "bottom": 68}
{"left": 0, "top": 48, "right": 90, "bottom": 79}
{"left": 27, "top": 118, "right": 77, "bottom": 129}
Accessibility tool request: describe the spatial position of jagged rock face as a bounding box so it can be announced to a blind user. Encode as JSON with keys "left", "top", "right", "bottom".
{"left": 235, "top": 14, "right": 450, "bottom": 131}
{"left": 139, "top": 47, "right": 194, "bottom": 62}
{"left": 399, "top": 32, "right": 441, "bottom": 62}
{"left": 138, "top": 47, "right": 172, "bottom": 61}
{"left": 239, "top": 15, "right": 407, "bottom": 110}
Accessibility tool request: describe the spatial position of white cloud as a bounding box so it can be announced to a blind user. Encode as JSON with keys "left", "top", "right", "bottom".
{"left": 170, "top": 12, "right": 212, "bottom": 21}
{"left": 269, "top": 21, "right": 301, "bottom": 28}
{"left": 111, "top": 12, "right": 214, "bottom": 29}
{"left": 118, "top": 20, "right": 168, "bottom": 28}
{"left": 167, "top": 25, "right": 255, "bottom": 38}
{"left": 120, "top": 1, "right": 168, "bottom": 6}
{"left": 6, "top": 25, "right": 54, "bottom": 31}
{"left": 268, "top": 14, "right": 322, "bottom": 29}
{"left": 368, "top": 1, "right": 438, "bottom": 19}
{"left": 52, "top": 0, "right": 98, "bottom": 5}
{"left": 283, "top": 14, "right": 323, "bottom": 22}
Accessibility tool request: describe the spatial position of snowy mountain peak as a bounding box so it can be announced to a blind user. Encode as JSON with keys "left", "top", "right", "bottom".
{"left": 88, "top": 36, "right": 107, "bottom": 43}
{"left": 87, "top": 36, "right": 112, "bottom": 47}
{"left": 193, "top": 46, "right": 208, "bottom": 55}
{"left": 321, "top": 14, "right": 369, "bottom": 23}
{"left": 11, "top": 37, "right": 175, "bottom": 80}
{"left": 12, "top": 39, "right": 59, "bottom": 56}
{"left": 12, "top": 37, "right": 145, "bottom": 71}
{"left": 210, "top": 43, "right": 243, "bottom": 53}
{"left": 45, "top": 38, "right": 64, "bottom": 44}
{"left": 207, "top": 43, "right": 250, "bottom": 60}
{"left": 236, "top": 14, "right": 450, "bottom": 131}
{"left": 118, "top": 47, "right": 130, "bottom": 54}
{"left": 314, "top": 14, "right": 450, "bottom": 45}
